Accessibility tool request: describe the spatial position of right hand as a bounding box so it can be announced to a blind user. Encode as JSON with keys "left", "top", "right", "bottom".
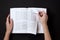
{"left": 38, "top": 11, "right": 48, "bottom": 24}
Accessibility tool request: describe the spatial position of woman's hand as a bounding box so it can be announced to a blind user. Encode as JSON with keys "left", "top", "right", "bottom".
{"left": 38, "top": 11, "right": 48, "bottom": 24}
{"left": 38, "top": 11, "right": 51, "bottom": 40}
{"left": 6, "top": 15, "right": 13, "bottom": 34}
{"left": 4, "top": 15, "right": 13, "bottom": 40}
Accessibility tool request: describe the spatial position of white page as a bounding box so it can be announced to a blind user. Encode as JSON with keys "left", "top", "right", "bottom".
{"left": 31, "top": 8, "right": 47, "bottom": 33}
{"left": 27, "top": 8, "right": 37, "bottom": 34}
{"left": 10, "top": 8, "right": 28, "bottom": 33}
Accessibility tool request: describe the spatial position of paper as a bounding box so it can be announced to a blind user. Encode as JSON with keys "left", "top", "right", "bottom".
{"left": 10, "top": 7, "right": 47, "bottom": 35}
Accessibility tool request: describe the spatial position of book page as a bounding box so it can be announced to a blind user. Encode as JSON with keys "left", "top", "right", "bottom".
{"left": 31, "top": 8, "right": 47, "bottom": 33}
{"left": 27, "top": 8, "right": 37, "bottom": 34}
{"left": 10, "top": 8, "right": 28, "bottom": 33}
{"left": 10, "top": 8, "right": 37, "bottom": 34}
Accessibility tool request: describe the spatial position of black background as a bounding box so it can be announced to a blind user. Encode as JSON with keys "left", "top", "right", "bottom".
{"left": 0, "top": 0, "right": 60, "bottom": 40}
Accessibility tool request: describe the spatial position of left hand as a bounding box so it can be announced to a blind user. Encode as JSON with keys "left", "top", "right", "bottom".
{"left": 6, "top": 15, "right": 13, "bottom": 34}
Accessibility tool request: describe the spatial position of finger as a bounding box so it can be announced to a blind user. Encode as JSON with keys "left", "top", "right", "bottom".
{"left": 42, "top": 12, "right": 48, "bottom": 19}
{"left": 46, "top": 14, "right": 48, "bottom": 19}
{"left": 39, "top": 12, "right": 43, "bottom": 17}
{"left": 6, "top": 15, "right": 10, "bottom": 24}
{"left": 41, "top": 11, "right": 47, "bottom": 16}
{"left": 10, "top": 19, "right": 13, "bottom": 26}
{"left": 38, "top": 11, "right": 45, "bottom": 17}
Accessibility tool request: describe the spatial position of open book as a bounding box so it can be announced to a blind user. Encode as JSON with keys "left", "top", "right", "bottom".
{"left": 10, "top": 7, "right": 47, "bottom": 35}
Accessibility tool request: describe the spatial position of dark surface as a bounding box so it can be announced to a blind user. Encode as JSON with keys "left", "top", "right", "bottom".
{"left": 0, "top": 0, "right": 60, "bottom": 40}
{"left": 9, "top": 33, "right": 44, "bottom": 40}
